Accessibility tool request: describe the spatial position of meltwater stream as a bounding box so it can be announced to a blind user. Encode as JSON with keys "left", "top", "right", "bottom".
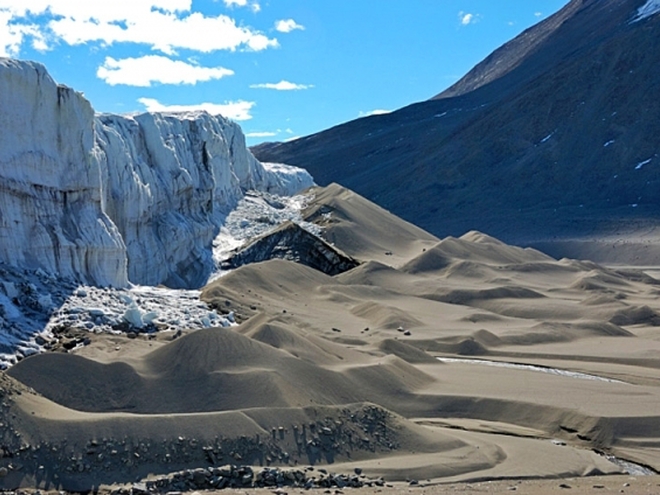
{"left": 603, "top": 455, "right": 657, "bottom": 476}
{"left": 436, "top": 357, "right": 626, "bottom": 384}
{"left": 436, "top": 357, "right": 660, "bottom": 475}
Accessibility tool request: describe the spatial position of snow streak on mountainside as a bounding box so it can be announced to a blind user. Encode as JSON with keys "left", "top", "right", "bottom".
{"left": 633, "top": 0, "right": 660, "bottom": 21}
{"left": 0, "top": 57, "right": 313, "bottom": 289}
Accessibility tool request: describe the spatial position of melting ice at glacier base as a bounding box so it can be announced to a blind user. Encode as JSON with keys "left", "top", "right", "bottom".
{"left": 0, "top": 57, "right": 315, "bottom": 368}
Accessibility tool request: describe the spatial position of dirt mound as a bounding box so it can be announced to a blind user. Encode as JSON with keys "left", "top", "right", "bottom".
{"left": 610, "top": 305, "right": 660, "bottom": 327}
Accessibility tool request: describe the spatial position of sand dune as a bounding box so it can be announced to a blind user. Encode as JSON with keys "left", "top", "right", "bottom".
{"left": 304, "top": 183, "right": 439, "bottom": 266}
{"left": 3, "top": 184, "right": 660, "bottom": 491}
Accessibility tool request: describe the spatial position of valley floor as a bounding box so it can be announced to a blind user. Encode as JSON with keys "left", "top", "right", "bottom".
{"left": 2, "top": 185, "right": 660, "bottom": 492}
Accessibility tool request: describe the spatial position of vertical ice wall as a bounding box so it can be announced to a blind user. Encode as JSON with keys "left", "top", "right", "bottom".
{"left": 95, "top": 111, "right": 270, "bottom": 288}
{"left": 0, "top": 58, "right": 314, "bottom": 288}
{"left": 0, "top": 58, "right": 128, "bottom": 287}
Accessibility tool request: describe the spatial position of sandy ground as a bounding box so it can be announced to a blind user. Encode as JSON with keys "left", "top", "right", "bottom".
{"left": 2, "top": 184, "right": 660, "bottom": 492}
{"left": 228, "top": 476, "right": 660, "bottom": 494}
{"left": 7, "top": 475, "right": 660, "bottom": 495}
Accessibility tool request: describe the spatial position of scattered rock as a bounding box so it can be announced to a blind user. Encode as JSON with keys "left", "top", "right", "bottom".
{"left": 110, "top": 464, "right": 385, "bottom": 494}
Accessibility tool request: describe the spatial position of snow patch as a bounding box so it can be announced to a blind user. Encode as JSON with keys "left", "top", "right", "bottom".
{"left": 632, "top": 0, "right": 660, "bottom": 21}
{"left": 539, "top": 131, "right": 556, "bottom": 144}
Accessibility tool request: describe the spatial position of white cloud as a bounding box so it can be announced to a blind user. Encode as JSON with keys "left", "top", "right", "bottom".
{"left": 0, "top": 10, "right": 46, "bottom": 56}
{"left": 0, "top": 1, "right": 277, "bottom": 56}
{"left": 1, "top": 0, "right": 191, "bottom": 19}
{"left": 534, "top": 12, "right": 543, "bottom": 17}
{"left": 358, "top": 109, "right": 391, "bottom": 118}
{"left": 275, "top": 18, "right": 304, "bottom": 33}
{"left": 458, "top": 11, "right": 478, "bottom": 26}
{"left": 97, "top": 55, "right": 234, "bottom": 86}
{"left": 0, "top": 12, "right": 18, "bottom": 56}
{"left": 246, "top": 127, "right": 295, "bottom": 138}
{"left": 250, "top": 80, "right": 313, "bottom": 90}
{"left": 223, "top": 0, "right": 260, "bottom": 12}
{"left": 246, "top": 131, "right": 277, "bottom": 138}
{"left": 138, "top": 97, "right": 255, "bottom": 120}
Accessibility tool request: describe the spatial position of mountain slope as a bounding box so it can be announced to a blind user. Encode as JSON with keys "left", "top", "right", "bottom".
{"left": 253, "top": 0, "right": 660, "bottom": 264}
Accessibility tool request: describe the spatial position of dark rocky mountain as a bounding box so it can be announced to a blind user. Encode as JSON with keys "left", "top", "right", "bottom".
{"left": 253, "top": 0, "right": 660, "bottom": 264}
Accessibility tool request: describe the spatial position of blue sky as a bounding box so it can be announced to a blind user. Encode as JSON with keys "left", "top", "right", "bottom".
{"left": 1, "top": 0, "right": 567, "bottom": 146}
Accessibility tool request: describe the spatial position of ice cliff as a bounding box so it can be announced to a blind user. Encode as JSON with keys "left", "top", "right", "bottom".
{"left": 0, "top": 58, "right": 313, "bottom": 289}
{"left": 94, "top": 112, "right": 311, "bottom": 288}
{"left": 0, "top": 58, "right": 127, "bottom": 287}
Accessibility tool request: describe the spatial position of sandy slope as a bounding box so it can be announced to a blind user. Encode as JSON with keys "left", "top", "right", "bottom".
{"left": 2, "top": 184, "right": 660, "bottom": 491}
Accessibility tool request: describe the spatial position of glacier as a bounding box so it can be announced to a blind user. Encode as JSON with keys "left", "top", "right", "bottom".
{"left": 0, "top": 58, "right": 127, "bottom": 288}
{"left": 0, "top": 57, "right": 313, "bottom": 289}
{"left": 0, "top": 56, "right": 315, "bottom": 368}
